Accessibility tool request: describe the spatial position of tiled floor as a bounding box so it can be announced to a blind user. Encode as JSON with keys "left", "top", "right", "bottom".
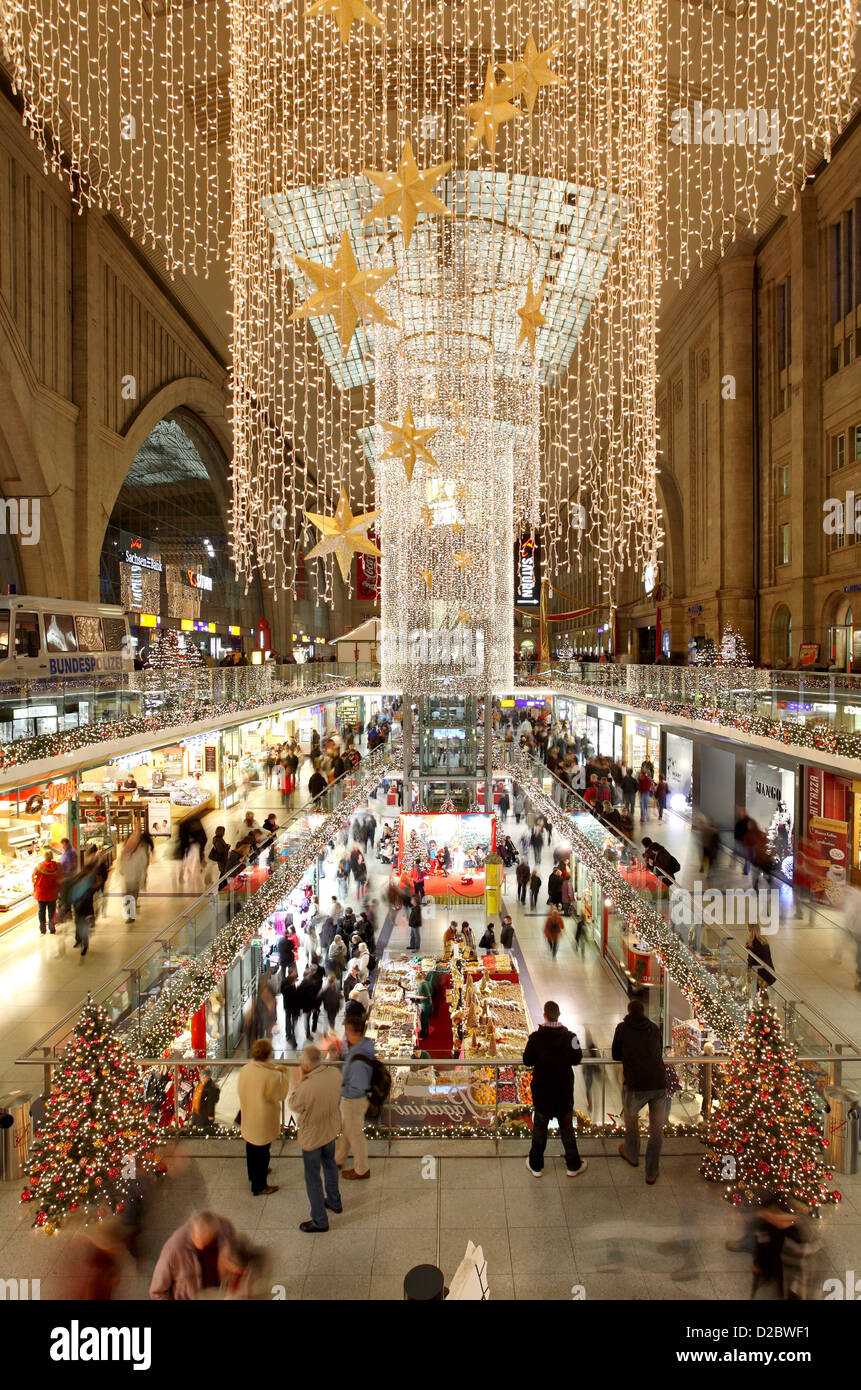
{"left": 3, "top": 1140, "right": 858, "bottom": 1301}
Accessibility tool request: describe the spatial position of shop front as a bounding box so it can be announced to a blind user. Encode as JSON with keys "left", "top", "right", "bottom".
{"left": 624, "top": 717, "right": 660, "bottom": 775}
{"left": 0, "top": 775, "right": 78, "bottom": 932}
{"left": 664, "top": 731, "right": 693, "bottom": 816}
{"left": 744, "top": 757, "right": 796, "bottom": 879}
{"left": 79, "top": 742, "right": 219, "bottom": 846}
{"left": 569, "top": 841, "right": 664, "bottom": 1024}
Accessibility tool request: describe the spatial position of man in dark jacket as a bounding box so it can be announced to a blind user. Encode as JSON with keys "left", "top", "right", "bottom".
{"left": 528, "top": 868, "right": 542, "bottom": 910}
{"left": 408, "top": 896, "right": 422, "bottom": 951}
{"left": 523, "top": 1001, "right": 587, "bottom": 1177}
{"left": 308, "top": 763, "right": 328, "bottom": 802}
{"left": 612, "top": 998, "right": 667, "bottom": 1182}
{"left": 500, "top": 915, "right": 515, "bottom": 950}
{"left": 515, "top": 858, "right": 531, "bottom": 903}
{"left": 641, "top": 838, "right": 680, "bottom": 886}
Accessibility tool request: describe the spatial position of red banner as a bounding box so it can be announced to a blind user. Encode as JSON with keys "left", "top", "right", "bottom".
{"left": 356, "top": 531, "right": 380, "bottom": 599}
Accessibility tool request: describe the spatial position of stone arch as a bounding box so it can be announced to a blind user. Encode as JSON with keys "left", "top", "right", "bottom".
{"left": 822, "top": 589, "right": 855, "bottom": 669}
{"left": 0, "top": 353, "right": 71, "bottom": 597}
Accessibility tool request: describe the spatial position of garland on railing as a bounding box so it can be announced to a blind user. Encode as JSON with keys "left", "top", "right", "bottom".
{"left": 516, "top": 675, "right": 861, "bottom": 760}
{"left": 0, "top": 678, "right": 380, "bottom": 773}
{"left": 513, "top": 755, "right": 746, "bottom": 1047}
{"left": 127, "top": 749, "right": 393, "bottom": 1058}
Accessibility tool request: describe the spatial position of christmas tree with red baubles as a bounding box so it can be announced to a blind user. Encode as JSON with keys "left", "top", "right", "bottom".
{"left": 21, "top": 1002, "right": 164, "bottom": 1232}
{"left": 701, "top": 994, "right": 840, "bottom": 1212}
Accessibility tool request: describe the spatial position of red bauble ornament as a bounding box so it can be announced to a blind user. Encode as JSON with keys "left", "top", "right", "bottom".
{"left": 20, "top": 1189, "right": 32, "bottom": 1202}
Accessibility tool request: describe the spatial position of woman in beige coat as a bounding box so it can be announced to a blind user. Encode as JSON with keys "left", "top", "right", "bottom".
{"left": 237, "top": 1038, "right": 290, "bottom": 1196}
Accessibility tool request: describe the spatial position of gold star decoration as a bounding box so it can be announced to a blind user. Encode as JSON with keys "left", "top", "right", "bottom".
{"left": 291, "top": 230, "right": 396, "bottom": 355}
{"left": 363, "top": 138, "right": 452, "bottom": 249}
{"left": 304, "top": 488, "right": 382, "bottom": 583}
{"left": 501, "top": 35, "right": 563, "bottom": 115}
{"left": 381, "top": 403, "right": 439, "bottom": 483}
{"left": 449, "top": 518, "right": 464, "bottom": 536}
{"left": 420, "top": 504, "right": 435, "bottom": 528}
{"left": 467, "top": 62, "right": 521, "bottom": 156}
{"left": 455, "top": 610, "right": 473, "bottom": 626}
{"left": 452, "top": 549, "right": 474, "bottom": 572}
{"left": 421, "top": 569, "right": 434, "bottom": 593}
{"left": 305, "top": 0, "right": 383, "bottom": 45}
{"left": 517, "top": 278, "right": 547, "bottom": 352}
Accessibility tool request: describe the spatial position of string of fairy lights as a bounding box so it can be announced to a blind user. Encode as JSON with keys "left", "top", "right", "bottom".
{"left": 2, "top": 2, "right": 856, "bottom": 620}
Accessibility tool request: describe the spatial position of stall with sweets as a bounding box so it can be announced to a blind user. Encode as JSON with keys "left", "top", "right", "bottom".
{"left": 365, "top": 956, "right": 431, "bottom": 1057}
{"left": 447, "top": 950, "right": 532, "bottom": 1061}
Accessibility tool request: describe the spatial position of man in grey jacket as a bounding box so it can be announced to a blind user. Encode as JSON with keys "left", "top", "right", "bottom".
{"left": 334, "top": 1016, "right": 375, "bottom": 1180}
{"left": 289, "top": 1043, "right": 343, "bottom": 1232}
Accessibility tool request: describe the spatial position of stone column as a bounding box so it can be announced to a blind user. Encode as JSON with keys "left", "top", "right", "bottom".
{"left": 791, "top": 187, "right": 822, "bottom": 649}
{"left": 716, "top": 248, "right": 757, "bottom": 652}
{"left": 71, "top": 208, "right": 104, "bottom": 602}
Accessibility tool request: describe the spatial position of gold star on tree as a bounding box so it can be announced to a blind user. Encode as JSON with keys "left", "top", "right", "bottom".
{"left": 501, "top": 35, "right": 563, "bottom": 115}
{"left": 291, "top": 231, "right": 396, "bottom": 355}
{"left": 304, "top": 487, "right": 382, "bottom": 583}
{"left": 380, "top": 404, "right": 439, "bottom": 483}
{"left": 452, "top": 549, "right": 474, "bottom": 572}
{"left": 467, "top": 62, "right": 520, "bottom": 156}
{"left": 363, "top": 139, "right": 452, "bottom": 249}
{"left": 449, "top": 518, "right": 464, "bottom": 536}
{"left": 517, "top": 278, "right": 547, "bottom": 352}
{"left": 455, "top": 609, "right": 473, "bottom": 626}
{"left": 305, "top": 0, "right": 383, "bottom": 45}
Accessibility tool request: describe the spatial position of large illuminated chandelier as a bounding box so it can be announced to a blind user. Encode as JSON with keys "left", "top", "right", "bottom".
{"left": 0, "top": 0, "right": 858, "bottom": 618}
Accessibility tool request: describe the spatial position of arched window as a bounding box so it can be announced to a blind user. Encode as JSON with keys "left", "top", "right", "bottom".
{"left": 773, "top": 605, "right": 792, "bottom": 663}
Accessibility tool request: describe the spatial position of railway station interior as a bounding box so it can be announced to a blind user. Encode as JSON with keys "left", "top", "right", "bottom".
{"left": 0, "top": 0, "right": 860, "bottom": 1325}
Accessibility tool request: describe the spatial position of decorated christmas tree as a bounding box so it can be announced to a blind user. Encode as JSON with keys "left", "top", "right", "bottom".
{"left": 144, "top": 627, "right": 207, "bottom": 699}
{"left": 701, "top": 995, "right": 839, "bottom": 1212}
{"left": 717, "top": 621, "right": 753, "bottom": 668}
{"left": 21, "top": 1003, "right": 164, "bottom": 1232}
{"left": 402, "top": 828, "right": 429, "bottom": 874}
{"left": 439, "top": 794, "right": 457, "bottom": 813}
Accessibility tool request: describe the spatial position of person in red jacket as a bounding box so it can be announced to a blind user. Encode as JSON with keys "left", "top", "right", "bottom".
{"left": 32, "top": 848, "right": 61, "bottom": 935}
{"left": 637, "top": 768, "right": 654, "bottom": 822}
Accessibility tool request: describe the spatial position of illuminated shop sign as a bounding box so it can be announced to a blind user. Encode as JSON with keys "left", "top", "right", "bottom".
{"left": 186, "top": 570, "right": 213, "bottom": 591}
{"left": 515, "top": 531, "right": 540, "bottom": 606}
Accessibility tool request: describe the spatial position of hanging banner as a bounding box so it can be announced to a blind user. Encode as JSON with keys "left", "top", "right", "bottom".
{"left": 515, "top": 531, "right": 541, "bottom": 606}
{"left": 357, "top": 531, "right": 381, "bottom": 600}
{"left": 807, "top": 815, "right": 848, "bottom": 907}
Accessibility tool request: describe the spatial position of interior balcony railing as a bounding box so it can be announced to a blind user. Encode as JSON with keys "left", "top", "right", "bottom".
{"left": 17, "top": 744, "right": 396, "bottom": 1066}
{"left": 495, "top": 741, "right": 861, "bottom": 1062}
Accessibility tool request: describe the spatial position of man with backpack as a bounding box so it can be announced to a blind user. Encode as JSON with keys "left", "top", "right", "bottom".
{"left": 335, "top": 1015, "right": 377, "bottom": 1180}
